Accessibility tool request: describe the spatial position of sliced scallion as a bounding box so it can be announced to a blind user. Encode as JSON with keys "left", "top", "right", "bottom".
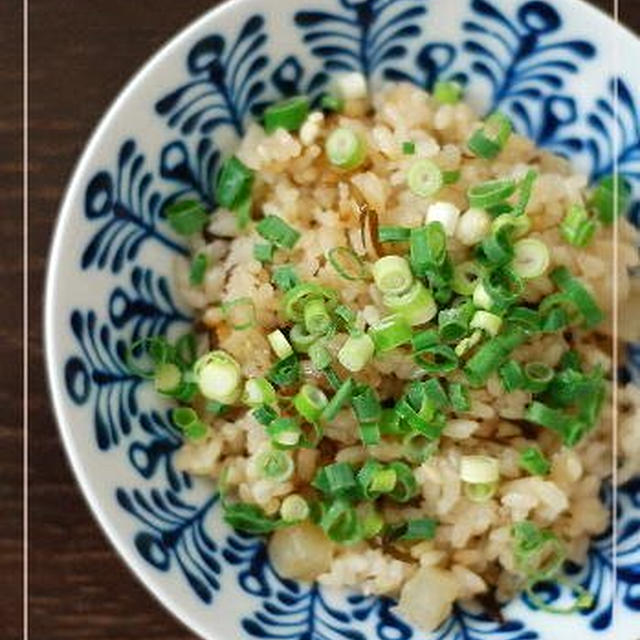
{"left": 327, "top": 246, "right": 368, "bottom": 281}
{"left": 369, "top": 315, "right": 413, "bottom": 352}
{"left": 263, "top": 95, "right": 310, "bottom": 134}
{"left": 467, "top": 111, "right": 512, "bottom": 159}
{"left": 338, "top": 333, "right": 375, "bottom": 372}
{"left": 326, "top": 127, "right": 366, "bottom": 170}
{"left": 384, "top": 281, "right": 437, "bottom": 327}
{"left": 166, "top": 200, "right": 209, "bottom": 236}
{"left": 512, "top": 238, "right": 549, "bottom": 279}
{"left": 195, "top": 350, "right": 243, "bottom": 404}
{"left": 222, "top": 297, "right": 257, "bottom": 330}
{"left": 407, "top": 159, "right": 443, "bottom": 198}
{"left": 257, "top": 215, "right": 301, "bottom": 249}
{"left": 293, "top": 384, "right": 328, "bottom": 423}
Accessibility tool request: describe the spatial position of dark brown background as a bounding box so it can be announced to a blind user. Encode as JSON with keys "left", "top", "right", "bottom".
{"left": 16, "top": 1, "right": 640, "bottom": 639}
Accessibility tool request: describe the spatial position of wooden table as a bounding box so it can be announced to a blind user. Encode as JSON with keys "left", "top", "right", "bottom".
{"left": 15, "top": 1, "right": 640, "bottom": 638}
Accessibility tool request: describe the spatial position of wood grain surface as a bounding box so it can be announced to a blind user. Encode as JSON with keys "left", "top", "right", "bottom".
{"left": 22, "top": 1, "right": 640, "bottom": 639}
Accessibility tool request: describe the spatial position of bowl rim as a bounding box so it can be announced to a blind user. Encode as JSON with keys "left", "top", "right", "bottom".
{"left": 43, "top": 0, "right": 639, "bottom": 639}
{"left": 43, "top": 2, "right": 250, "bottom": 638}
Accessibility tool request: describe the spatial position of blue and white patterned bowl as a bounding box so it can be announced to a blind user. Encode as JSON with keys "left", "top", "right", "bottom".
{"left": 45, "top": 0, "right": 640, "bottom": 638}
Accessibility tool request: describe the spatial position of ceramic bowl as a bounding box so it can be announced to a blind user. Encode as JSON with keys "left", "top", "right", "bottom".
{"left": 45, "top": 0, "right": 640, "bottom": 638}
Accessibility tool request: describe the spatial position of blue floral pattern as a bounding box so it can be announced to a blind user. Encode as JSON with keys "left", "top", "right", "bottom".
{"left": 58, "top": 1, "right": 640, "bottom": 638}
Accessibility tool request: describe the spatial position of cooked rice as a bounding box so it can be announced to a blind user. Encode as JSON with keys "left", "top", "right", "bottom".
{"left": 173, "top": 82, "right": 640, "bottom": 632}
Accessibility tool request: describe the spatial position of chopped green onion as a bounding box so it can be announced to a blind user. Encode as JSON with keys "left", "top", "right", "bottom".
{"left": 372, "top": 255, "right": 413, "bottom": 295}
{"left": 222, "top": 297, "right": 256, "bottom": 330}
{"left": 560, "top": 204, "right": 596, "bottom": 247}
{"left": 449, "top": 382, "right": 470, "bottom": 412}
{"left": 551, "top": 266, "right": 603, "bottom": 329}
{"left": 589, "top": 174, "right": 631, "bottom": 224}
{"left": 482, "top": 267, "right": 524, "bottom": 312}
{"left": 267, "top": 353, "right": 300, "bottom": 388}
{"left": 195, "top": 350, "right": 243, "bottom": 404}
{"left": 304, "top": 298, "right": 332, "bottom": 335}
{"left": 333, "top": 304, "right": 357, "bottom": 335}
{"left": 358, "top": 460, "right": 397, "bottom": 499}
{"left": 320, "top": 498, "right": 362, "bottom": 544}
{"left": 470, "top": 310, "right": 503, "bottom": 336}
{"left": 499, "top": 360, "right": 525, "bottom": 392}
{"left": 413, "top": 342, "right": 459, "bottom": 374}
{"left": 280, "top": 494, "right": 310, "bottom": 522}
{"left": 267, "top": 329, "right": 293, "bottom": 359}
{"left": 234, "top": 194, "right": 252, "bottom": 228}
{"left": 338, "top": 334, "right": 375, "bottom": 372}
{"left": 402, "top": 432, "right": 438, "bottom": 463}
{"left": 512, "top": 521, "right": 566, "bottom": 586}
{"left": 257, "top": 215, "right": 300, "bottom": 249}
{"left": 454, "top": 329, "right": 483, "bottom": 358}
{"left": 477, "top": 230, "right": 513, "bottom": 269}
{"left": 407, "top": 159, "right": 443, "bottom": 198}
{"left": 358, "top": 421, "right": 380, "bottom": 446}
{"left": 320, "top": 93, "right": 345, "bottom": 113}
{"left": 223, "top": 502, "right": 283, "bottom": 534}
{"left": 154, "top": 363, "right": 182, "bottom": 394}
{"left": 402, "top": 140, "right": 416, "bottom": 155}
{"left": 189, "top": 253, "right": 208, "bottom": 285}
{"left": 321, "top": 377, "right": 354, "bottom": 422}
{"left": 378, "top": 225, "right": 411, "bottom": 243}
{"left": 289, "top": 324, "right": 317, "bottom": 353}
{"left": 418, "top": 381, "right": 446, "bottom": 412}
{"left": 369, "top": 315, "right": 412, "bottom": 352}
{"left": 492, "top": 213, "right": 531, "bottom": 238}
{"left": 243, "top": 377, "right": 277, "bottom": 407}
{"left": 324, "top": 366, "right": 343, "bottom": 390}
{"left": 519, "top": 446, "right": 550, "bottom": 476}
{"left": 467, "top": 111, "right": 512, "bottom": 159}
{"left": 205, "top": 400, "right": 229, "bottom": 416}
{"left": 464, "top": 327, "right": 527, "bottom": 386}
{"left": 272, "top": 265, "right": 300, "bottom": 292}
{"left": 442, "top": 169, "right": 461, "bottom": 184}
{"left": 293, "top": 384, "right": 328, "bottom": 422}
{"left": 507, "top": 306, "right": 541, "bottom": 333}
{"left": 325, "top": 127, "right": 366, "bottom": 170}
{"left": 283, "top": 283, "right": 338, "bottom": 322}
{"left": 172, "top": 407, "right": 207, "bottom": 440}
{"left": 438, "top": 302, "right": 474, "bottom": 342}
{"left": 512, "top": 238, "right": 549, "bottom": 279}
{"left": 464, "top": 482, "right": 497, "bottom": 502}
{"left": 410, "top": 223, "right": 447, "bottom": 276}
{"left": 263, "top": 95, "right": 310, "bottom": 134}
{"left": 396, "top": 399, "right": 444, "bottom": 439}
{"left": 359, "top": 503, "right": 385, "bottom": 539}
{"left": 216, "top": 156, "right": 254, "bottom": 210}
{"left": 525, "top": 401, "right": 586, "bottom": 446}
{"left": 352, "top": 385, "right": 382, "bottom": 427}
{"left": 166, "top": 200, "right": 209, "bottom": 235}
{"left": 309, "top": 341, "right": 332, "bottom": 370}
{"left": 400, "top": 518, "right": 438, "bottom": 540}
{"left": 541, "top": 305, "right": 571, "bottom": 333}
{"left": 255, "top": 448, "right": 295, "bottom": 481}
{"left": 327, "top": 246, "right": 368, "bottom": 281}
{"left": 253, "top": 242, "right": 275, "bottom": 263}
{"left": 452, "top": 261, "right": 485, "bottom": 295}
{"left": 523, "top": 361, "right": 554, "bottom": 393}
{"left": 460, "top": 455, "right": 499, "bottom": 484}
{"left": 511, "top": 170, "right": 537, "bottom": 217}
{"left": 468, "top": 179, "right": 516, "bottom": 209}
{"left": 253, "top": 404, "right": 278, "bottom": 426}
{"left": 387, "top": 461, "right": 419, "bottom": 502}
{"left": 384, "top": 281, "right": 437, "bottom": 327}
{"left": 324, "top": 462, "right": 357, "bottom": 496}
{"left": 267, "top": 417, "right": 302, "bottom": 449}
{"left": 379, "top": 408, "right": 406, "bottom": 436}
{"left": 433, "top": 80, "right": 462, "bottom": 104}
{"left": 411, "top": 329, "right": 438, "bottom": 352}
